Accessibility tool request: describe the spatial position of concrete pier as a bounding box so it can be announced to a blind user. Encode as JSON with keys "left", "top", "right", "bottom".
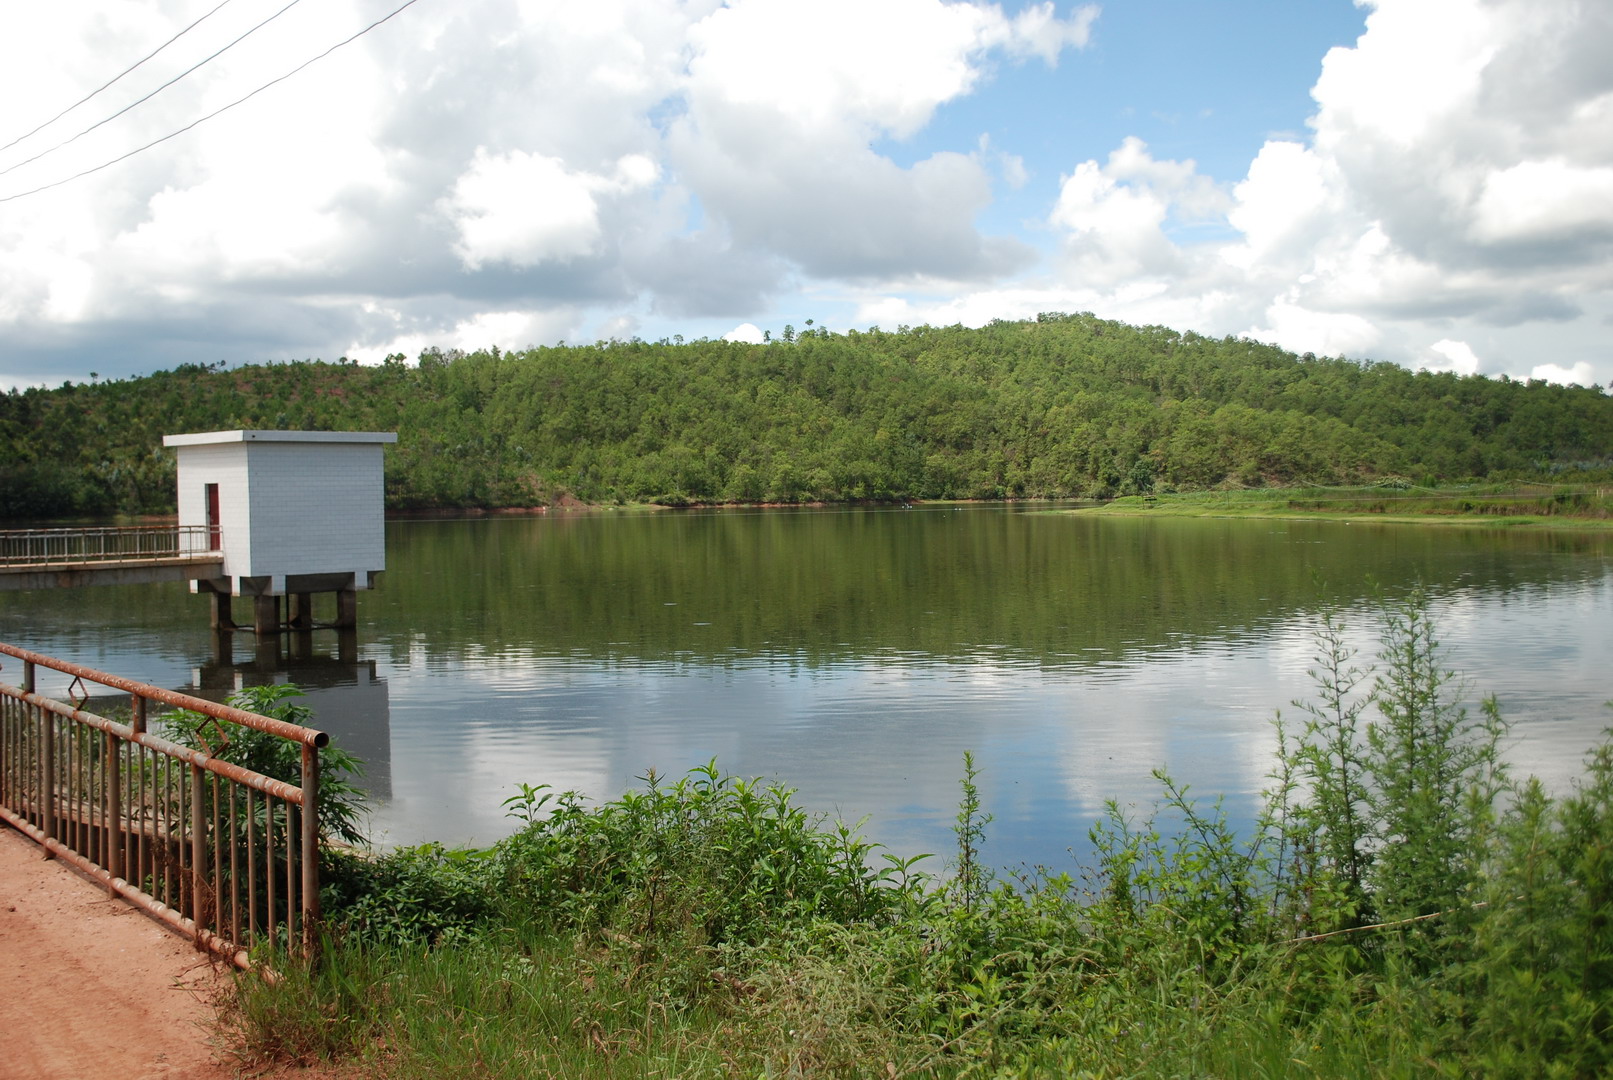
{"left": 0, "top": 554, "right": 225, "bottom": 592}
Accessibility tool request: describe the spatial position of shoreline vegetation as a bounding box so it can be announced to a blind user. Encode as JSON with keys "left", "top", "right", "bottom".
{"left": 4, "top": 313, "right": 1611, "bottom": 522}
{"left": 1075, "top": 482, "right": 1613, "bottom": 529}
{"left": 211, "top": 595, "right": 1612, "bottom": 1078}
{"left": 31, "top": 482, "right": 1613, "bottom": 532}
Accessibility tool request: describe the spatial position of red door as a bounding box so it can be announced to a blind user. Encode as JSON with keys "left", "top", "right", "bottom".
{"left": 205, "top": 484, "right": 221, "bottom": 550}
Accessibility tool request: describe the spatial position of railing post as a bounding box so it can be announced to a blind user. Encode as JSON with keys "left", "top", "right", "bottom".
{"left": 191, "top": 763, "right": 207, "bottom": 930}
{"left": 300, "top": 741, "right": 320, "bottom": 960}
{"left": 0, "top": 692, "right": 8, "bottom": 808}
{"left": 130, "top": 697, "right": 145, "bottom": 892}
{"left": 19, "top": 659, "right": 43, "bottom": 847}
{"left": 105, "top": 730, "right": 121, "bottom": 896}
{"left": 21, "top": 661, "right": 36, "bottom": 843}
{"left": 41, "top": 706, "right": 55, "bottom": 856}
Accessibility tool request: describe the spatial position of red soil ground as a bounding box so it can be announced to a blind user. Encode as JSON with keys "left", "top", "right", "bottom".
{"left": 2, "top": 824, "right": 242, "bottom": 1080}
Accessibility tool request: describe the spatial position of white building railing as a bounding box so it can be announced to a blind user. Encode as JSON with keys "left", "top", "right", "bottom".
{"left": 0, "top": 526, "right": 217, "bottom": 568}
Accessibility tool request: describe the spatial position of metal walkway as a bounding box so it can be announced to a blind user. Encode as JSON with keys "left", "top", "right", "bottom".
{"left": 0, "top": 526, "right": 223, "bottom": 591}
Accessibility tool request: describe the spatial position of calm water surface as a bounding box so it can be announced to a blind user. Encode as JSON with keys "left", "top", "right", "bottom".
{"left": 3, "top": 506, "right": 1609, "bottom": 871}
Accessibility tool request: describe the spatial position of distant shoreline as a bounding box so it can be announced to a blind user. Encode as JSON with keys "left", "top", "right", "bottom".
{"left": 12, "top": 488, "right": 1611, "bottom": 530}
{"left": 1071, "top": 486, "right": 1613, "bottom": 530}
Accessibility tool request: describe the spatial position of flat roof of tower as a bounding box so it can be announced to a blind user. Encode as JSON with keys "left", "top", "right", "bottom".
{"left": 163, "top": 430, "right": 398, "bottom": 447}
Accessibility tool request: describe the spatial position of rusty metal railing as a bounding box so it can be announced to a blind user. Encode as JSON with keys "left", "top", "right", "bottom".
{"left": 0, "top": 643, "right": 324, "bottom": 967}
{"left": 0, "top": 525, "right": 216, "bottom": 567}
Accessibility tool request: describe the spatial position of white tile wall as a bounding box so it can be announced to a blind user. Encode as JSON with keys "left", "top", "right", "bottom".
{"left": 174, "top": 440, "right": 386, "bottom": 590}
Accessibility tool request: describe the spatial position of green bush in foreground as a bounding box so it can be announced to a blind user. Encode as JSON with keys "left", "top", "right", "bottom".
{"left": 163, "top": 683, "right": 369, "bottom": 848}
{"left": 492, "top": 762, "right": 923, "bottom": 947}
{"left": 226, "top": 595, "right": 1613, "bottom": 1078}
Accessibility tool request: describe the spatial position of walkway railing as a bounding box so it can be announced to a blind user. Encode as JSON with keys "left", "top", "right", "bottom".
{"left": 0, "top": 643, "right": 325, "bottom": 967}
{"left": 0, "top": 525, "right": 216, "bottom": 567}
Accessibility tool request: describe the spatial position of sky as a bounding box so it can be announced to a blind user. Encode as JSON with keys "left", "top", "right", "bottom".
{"left": 1, "top": 0, "right": 1610, "bottom": 391}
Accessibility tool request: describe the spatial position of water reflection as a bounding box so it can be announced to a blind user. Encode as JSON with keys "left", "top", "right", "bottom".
{"left": 0, "top": 507, "right": 1608, "bottom": 870}
{"left": 193, "top": 630, "right": 393, "bottom": 801}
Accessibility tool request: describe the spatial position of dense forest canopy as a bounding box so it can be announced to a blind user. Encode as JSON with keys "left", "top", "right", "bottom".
{"left": 3, "top": 313, "right": 1610, "bottom": 520}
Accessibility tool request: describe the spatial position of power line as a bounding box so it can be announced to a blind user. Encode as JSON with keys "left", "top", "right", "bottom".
{"left": 0, "top": 0, "right": 425, "bottom": 205}
{"left": 0, "top": 0, "right": 308, "bottom": 181}
{"left": 0, "top": 0, "right": 241, "bottom": 158}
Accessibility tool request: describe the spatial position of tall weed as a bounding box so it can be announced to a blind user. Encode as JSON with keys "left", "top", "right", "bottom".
{"left": 1276, "top": 591, "right": 1509, "bottom": 948}
{"left": 1459, "top": 738, "right": 1613, "bottom": 1077}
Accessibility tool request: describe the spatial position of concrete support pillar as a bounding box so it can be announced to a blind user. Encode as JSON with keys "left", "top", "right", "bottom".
{"left": 335, "top": 588, "right": 358, "bottom": 628}
{"left": 253, "top": 593, "right": 280, "bottom": 636}
{"left": 288, "top": 592, "right": 314, "bottom": 629}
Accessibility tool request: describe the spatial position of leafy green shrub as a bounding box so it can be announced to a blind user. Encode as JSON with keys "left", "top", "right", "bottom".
{"left": 321, "top": 844, "right": 499, "bottom": 947}
{"left": 491, "top": 761, "right": 924, "bottom": 948}
{"left": 162, "top": 683, "right": 367, "bottom": 846}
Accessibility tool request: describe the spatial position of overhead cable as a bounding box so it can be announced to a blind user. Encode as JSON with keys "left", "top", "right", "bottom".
{"left": 0, "top": 0, "right": 241, "bottom": 158}
{"left": 0, "top": 0, "right": 308, "bottom": 180}
{"left": 0, "top": 0, "right": 425, "bottom": 205}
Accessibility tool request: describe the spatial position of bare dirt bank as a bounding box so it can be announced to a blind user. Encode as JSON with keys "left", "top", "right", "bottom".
{"left": 0, "top": 824, "right": 235, "bottom": 1080}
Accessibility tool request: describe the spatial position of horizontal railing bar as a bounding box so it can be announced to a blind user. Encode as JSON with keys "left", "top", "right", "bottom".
{"left": 0, "top": 526, "right": 202, "bottom": 538}
{"left": 0, "top": 684, "right": 307, "bottom": 803}
{"left": 0, "top": 644, "right": 327, "bottom": 748}
{"left": 0, "top": 526, "right": 209, "bottom": 535}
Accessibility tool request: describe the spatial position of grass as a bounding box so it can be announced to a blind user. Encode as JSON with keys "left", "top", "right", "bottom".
{"left": 1077, "top": 482, "right": 1613, "bottom": 528}
{"left": 220, "top": 595, "right": 1613, "bottom": 1078}
{"left": 229, "top": 932, "right": 752, "bottom": 1078}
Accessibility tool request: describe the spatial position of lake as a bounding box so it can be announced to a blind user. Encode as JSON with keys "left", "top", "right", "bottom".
{"left": 2, "top": 505, "right": 1609, "bottom": 872}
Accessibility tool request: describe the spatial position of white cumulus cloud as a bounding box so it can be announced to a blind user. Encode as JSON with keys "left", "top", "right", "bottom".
{"left": 864, "top": 0, "right": 1613, "bottom": 382}
{"left": 723, "top": 322, "right": 764, "bottom": 344}
{"left": 443, "top": 150, "right": 658, "bottom": 270}
{"left": 1529, "top": 362, "right": 1597, "bottom": 387}
{"left": 670, "top": 0, "right": 1086, "bottom": 282}
{"left": 1420, "top": 339, "right": 1481, "bottom": 377}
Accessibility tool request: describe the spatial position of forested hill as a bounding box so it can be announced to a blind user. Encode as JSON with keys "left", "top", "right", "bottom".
{"left": 3, "top": 313, "right": 1610, "bottom": 519}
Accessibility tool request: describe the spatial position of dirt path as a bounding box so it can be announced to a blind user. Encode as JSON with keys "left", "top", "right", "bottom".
{"left": 0, "top": 824, "right": 235, "bottom": 1080}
